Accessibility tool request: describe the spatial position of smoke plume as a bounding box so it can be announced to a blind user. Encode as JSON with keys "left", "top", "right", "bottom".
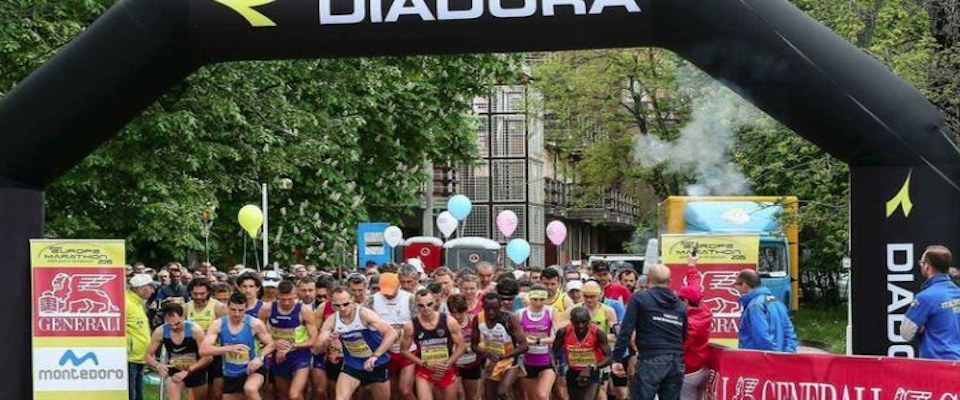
{"left": 633, "top": 67, "right": 771, "bottom": 196}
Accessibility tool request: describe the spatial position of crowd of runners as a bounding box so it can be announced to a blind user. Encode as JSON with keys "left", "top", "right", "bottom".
{"left": 125, "top": 258, "right": 710, "bottom": 400}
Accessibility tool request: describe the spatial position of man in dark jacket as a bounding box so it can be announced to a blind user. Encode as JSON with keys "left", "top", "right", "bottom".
{"left": 612, "top": 264, "right": 687, "bottom": 400}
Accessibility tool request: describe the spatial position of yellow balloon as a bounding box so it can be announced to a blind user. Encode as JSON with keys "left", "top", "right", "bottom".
{"left": 238, "top": 205, "right": 264, "bottom": 238}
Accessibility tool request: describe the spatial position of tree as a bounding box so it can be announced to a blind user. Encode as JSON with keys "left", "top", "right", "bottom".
{"left": 1, "top": 0, "right": 519, "bottom": 267}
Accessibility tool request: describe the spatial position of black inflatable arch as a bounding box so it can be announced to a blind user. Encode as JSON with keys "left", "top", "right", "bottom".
{"left": 1, "top": 0, "right": 959, "bottom": 395}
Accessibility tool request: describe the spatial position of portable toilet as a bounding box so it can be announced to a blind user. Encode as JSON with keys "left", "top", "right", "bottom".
{"left": 443, "top": 237, "right": 501, "bottom": 272}
{"left": 404, "top": 236, "right": 444, "bottom": 273}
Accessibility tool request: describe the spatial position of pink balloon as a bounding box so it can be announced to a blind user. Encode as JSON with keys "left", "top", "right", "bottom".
{"left": 546, "top": 220, "right": 567, "bottom": 245}
{"left": 496, "top": 210, "right": 519, "bottom": 238}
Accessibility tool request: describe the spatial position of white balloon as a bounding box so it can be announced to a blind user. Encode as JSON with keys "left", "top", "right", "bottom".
{"left": 384, "top": 226, "right": 404, "bottom": 247}
{"left": 437, "top": 211, "right": 459, "bottom": 238}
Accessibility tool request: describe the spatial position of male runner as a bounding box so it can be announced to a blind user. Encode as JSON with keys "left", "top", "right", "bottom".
{"left": 475, "top": 262, "right": 497, "bottom": 295}
{"left": 215, "top": 283, "right": 234, "bottom": 304}
{"left": 310, "top": 279, "right": 341, "bottom": 400}
{"left": 518, "top": 285, "right": 557, "bottom": 400}
{"left": 568, "top": 281, "right": 619, "bottom": 400}
{"left": 400, "top": 289, "right": 466, "bottom": 400}
{"left": 146, "top": 302, "right": 213, "bottom": 400}
{"left": 186, "top": 278, "right": 228, "bottom": 400}
{"left": 317, "top": 287, "right": 398, "bottom": 400}
{"left": 398, "top": 264, "right": 420, "bottom": 294}
{"left": 369, "top": 273, "right": 417, "bottom": 400}
{"left": 541, "top": 267, "right": 573, "bottom": 400}
{"left": 201, "top": 292, "right": 276, "bottom": 400}
{"left": 458, "top": 274, "right": 482, "bottom": 314}
{"left": 259, "top": 280, "right": 319, "bottom": 400}
{"left": 298, "top": 278, "right": 319, "bottom": 309}
{"left": 471, "top": 292, "right": 528, "bottom": 400}
{"left": 239, "top": 272, "right": 267, "bottom": 317}
{"left": 552, "top": 307, "right": 612, "bottom": 400}
{"left": 262, "top": 270, "right": 282, "bottom": 303}
{"left": 346, "top": 273, "right": 371, "bottom": 307}
{"left": 448, "top": 294, "right": 481, "bottom": 400}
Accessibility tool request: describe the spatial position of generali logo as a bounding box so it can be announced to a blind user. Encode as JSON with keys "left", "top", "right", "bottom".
{"left": 33, "top": 268, "right": 124, "bottom": 337}
{"left": 38, "top": 273, "right": 119, "bottom": 316}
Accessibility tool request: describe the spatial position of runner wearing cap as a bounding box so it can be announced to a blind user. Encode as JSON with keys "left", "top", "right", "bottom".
{"left": 146, "top": 302, "right": 213, "bottom": 400}
{"left": 448, "top": 294, "right": 481, "bottom": 400}
{"left": 552, "top": 307, "right": 612, "bottom": 400}
{"left": 370, "top": 273, "right": 417, "bottom": 400}
{"left": 317, "top": 287, "right": 398, "bottom": 400}
{"left": 258, "top": 280, "right": 319, "bottom": 400}
{"left": 262, "top": 270, "right": 282, "bottom": 303}
{"left": 127, "top": 274, "right": 155, "bottom": 400}
{"left": 519, "top": 284, "right": 557, "bottom": 400}
{"left": 472, "top": 292, "right": 528, "bottom": 400}
{"left": 201, "top": 292, "right": 276, "bottom": 400}
{"left": 400, "top": 289, "right": 466, "bottom": 400}
{"left": 565, "top": 280, "right": 584, "bottom": 306}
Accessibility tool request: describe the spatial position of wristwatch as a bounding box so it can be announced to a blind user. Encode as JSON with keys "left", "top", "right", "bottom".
{"left": 535, "top": 337, "right": 541, "bottom": 345}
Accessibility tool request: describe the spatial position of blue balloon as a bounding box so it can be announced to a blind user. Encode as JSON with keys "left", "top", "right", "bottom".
{"left": 506, "top": 239, "right": 531, "bottom": 265}
{"left": 447, "top": 195, "right": 472, "bottom": 221}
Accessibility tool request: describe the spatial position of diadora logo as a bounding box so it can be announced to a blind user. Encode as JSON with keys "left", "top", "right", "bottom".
{"left": 885, "top": 169, "right": 913, "bottom": 218}
{"left": 59, "top": 350, "right": 99, "bottom": 367}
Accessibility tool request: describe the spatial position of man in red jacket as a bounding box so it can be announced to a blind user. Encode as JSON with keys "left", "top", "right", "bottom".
{"left": 675, "top": 257, "right": 712, "bottom": 400}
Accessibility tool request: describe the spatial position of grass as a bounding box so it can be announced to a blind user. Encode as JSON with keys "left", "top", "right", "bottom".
{"left": 793, "top": 305, "right": 847, "bottom": 353}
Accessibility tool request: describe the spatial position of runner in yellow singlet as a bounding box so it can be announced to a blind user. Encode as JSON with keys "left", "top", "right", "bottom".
{"left": 185, "top": 278, "right": 228, "bottom": 400}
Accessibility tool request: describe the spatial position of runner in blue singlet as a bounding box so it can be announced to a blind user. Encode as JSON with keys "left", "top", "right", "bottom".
{"left": 201, "top": 292, "right": 275, "bottom": 400}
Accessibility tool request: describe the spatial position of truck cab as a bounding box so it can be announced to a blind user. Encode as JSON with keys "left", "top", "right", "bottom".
{"left": 660, "top": 196, "right": 799, "bottom": 310}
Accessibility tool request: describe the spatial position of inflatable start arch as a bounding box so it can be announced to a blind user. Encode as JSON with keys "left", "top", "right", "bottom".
{"left": 1, "top": 0, "right": 959, "bottom": 395}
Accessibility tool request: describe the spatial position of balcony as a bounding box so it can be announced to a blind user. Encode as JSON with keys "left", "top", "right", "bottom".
{"left": 545, "top": 178, "right": 640, "bottom": 227}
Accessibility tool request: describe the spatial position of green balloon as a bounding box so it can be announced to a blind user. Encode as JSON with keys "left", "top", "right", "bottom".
{"left": 238, "top": 204, "right": 263, "bottom": 238}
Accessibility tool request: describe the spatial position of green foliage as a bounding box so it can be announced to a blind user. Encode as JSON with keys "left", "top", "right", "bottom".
{"left": 0, "top": 0, "right": 519, "bottom": 267}
{"left": 793, "top": 305, "right": 848, "bottom": 354}
{"left": 532, "top": 49, "right": 691, "bottom": 201}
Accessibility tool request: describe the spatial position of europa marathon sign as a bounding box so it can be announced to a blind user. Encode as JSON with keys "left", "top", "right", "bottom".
{"left": 30, "top": 239, "right": 127, "bottom": 400}
{"left": 662, "top": 234, "right": 760, "bottom": 347}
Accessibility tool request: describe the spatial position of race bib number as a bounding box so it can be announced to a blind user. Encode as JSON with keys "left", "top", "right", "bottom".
{"left": 568, "top": 347, "right": 596, "bottom": 368}
{"left": 529, "top": 343, "right": 550, "bottom": 355}
{"left": 457, "top": 352, "right": 477, "bottom": 365}
{"left": 170, "top": 353, "right": 197, "bottom": 370}
{"left": 225, "top": 350, "right": 249, "bottom": 365}
{"left": 487, "top": 342, "right": 505, "bottom": 356}
{"left": 271, "top": 327, "right": 296, "bottom": 342}
{"left": 420, "top": 340, "right": 450, "bottom": 365}
{"left": 343, "top": 337, "right": 373, "bottom": 358}
{"left": 390, "top": 325, "right": 404, "bottom": 353}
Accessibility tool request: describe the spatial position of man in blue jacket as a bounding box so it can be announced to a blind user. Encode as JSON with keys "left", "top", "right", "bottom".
{"left": 902, "top": 245, "right": 960, "bottom": 360}
{"left": 734, "top": 269, "right": 797, "bottom": 353}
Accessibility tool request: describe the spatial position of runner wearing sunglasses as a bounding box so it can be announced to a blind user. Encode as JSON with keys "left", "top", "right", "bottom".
{"left": 400, "top": 289, "right": 466, "bottom": 400}
{"left": 317, "top": 287, "right": 398, "bottom": 400}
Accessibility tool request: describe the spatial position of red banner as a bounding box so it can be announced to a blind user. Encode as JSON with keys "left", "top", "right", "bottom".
{"left": 706, "top": 346, "right": 960, "bottom": 400}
